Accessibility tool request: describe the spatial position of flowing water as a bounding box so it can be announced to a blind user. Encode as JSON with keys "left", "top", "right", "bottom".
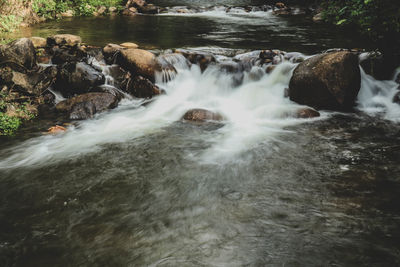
{"left": 1, "top": 2, "right": 400, "bottom": 266}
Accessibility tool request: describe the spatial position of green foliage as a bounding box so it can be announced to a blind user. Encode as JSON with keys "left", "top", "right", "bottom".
{"left": 32, "top": 0, "right": 69, "bottom": 18}
{"left": 0, "top": 112, "right": 21, "bottom": 136}
{"left": 322, "top": 0, "right": 400, "bottom": 40}
{"left": 0, "top": 15, "right": 22, "bottom": 33}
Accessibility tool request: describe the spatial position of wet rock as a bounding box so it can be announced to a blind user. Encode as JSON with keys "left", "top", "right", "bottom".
{"left": 46, "top": 125, "right": 67, "bottom": 134}
{"left": 0, "top": 38, "right": 37, "bottom": 70}
{"left": 182, "top": 108, "right": 223, "bottom": 122}
{"left": 60, "top": 10, "right": 74, "bottom": 17}
{"left": 122, "top": 74, "right": 161, "bottom": 98}
{"left": 175, "top": 49, "right": 216, "bottom": 72}
{"left": 109, "top": 6, "right": 117, "bottom": 12}
{"left": 55, "top": 62, "right": 105, "bottom": 97}
{"left": 51, "top": 45, "right": 87, "bottom": 64}
{"left": 295, "top": 107, "right": 320, "bottom": 118}
{"left": 218, "top": 61, "right": 244, "bottom": 86}
{"left": 122, "top": 7, "right": 138, "bottom": 16}
{"left": 29, "top": 37, "right": 47, "bottom": 48}
{"left": 118, "top": 48, "right": 160, "bottom": 81}
{"left": 275, "top": 2, "right": 286, "bottom": 9}
{"left": 120, "top": 42, "right": 139, "bottom": 49}
{"left": 97, "top": 6, "right": 107, "bottom": 15}
{"left": 56, "top": 92, "right": 118, "bottom": 119}
{"left": 313, "top": 12, "right": 323, "bottom": 22}
{"left": 90, "top": 85, "right": 125, "bottom": 100}
{"left": 103, "top": 43, "right": 124, "bottom": 64}
{"left": 47, "top": 34, "right": 82, "bottom": 47}
{"left": 126, "top": 0, "right": 146, "bottom": 9}
{"left": 393, "top": 91, "right": 400, "bottom": 104}
{"left": 139, "top": 4, "right": 158, "bottom": 14}
{"left": 289, "top": 51, "right": 361, "bottom": 111}
{"left": 0, "top": 65, "right": 57, "bottom": 96}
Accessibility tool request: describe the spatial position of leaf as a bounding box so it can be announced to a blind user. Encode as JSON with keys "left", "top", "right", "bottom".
{"left": 336, "top": 19, "right": 347, "bottom": 25}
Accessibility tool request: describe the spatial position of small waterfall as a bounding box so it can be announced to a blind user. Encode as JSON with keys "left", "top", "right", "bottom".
{"left": 357, "top": 68, "right": 400, "bottom": 122}
{"left": 155, "top": 53, "right": 189, "bottom": 83}
{"left": 89, "top": 57, "right": 133, "bottom": 99}
{"left": 47, "top": 87, "right": 66, "bottom": 104}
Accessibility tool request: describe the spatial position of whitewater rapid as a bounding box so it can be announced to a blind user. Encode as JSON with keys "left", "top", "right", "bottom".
{"left": 0, "top": 51, "right": 399, "bottom": 169}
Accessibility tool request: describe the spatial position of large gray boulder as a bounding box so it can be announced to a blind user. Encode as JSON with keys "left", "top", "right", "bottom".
{"left": 289, "top": 51, "right": 361, "bottom": 111}
{"left": 55, "top": 62, "right": 105, "bottom": 97}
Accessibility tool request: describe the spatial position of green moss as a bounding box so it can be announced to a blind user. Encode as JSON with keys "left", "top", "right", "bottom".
{"left": 0, "top": 112, "right": 21, "bottom": 136}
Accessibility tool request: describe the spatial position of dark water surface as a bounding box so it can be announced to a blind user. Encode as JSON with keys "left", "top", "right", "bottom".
{"left": 19, "top": 11, "right": 372, "bottom": 54}
{"left": 1, "top": 2, "right": 400, "bottom": 267}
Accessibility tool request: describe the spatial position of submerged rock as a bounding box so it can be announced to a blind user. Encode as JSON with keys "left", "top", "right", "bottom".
{"left": 55, "top": 62, "right": 105, "bottom": 97}
{"left": 118, "top": 48, "right": 160, "bottom": 80}
{"left": 289, "top": 51, "right": 361, "bottom": 111}
{"left": 182, "top": 108, "right": 223, "bottom": 122}
{"left": 46, "top": 125, "right": 67, "bottom": 134}
{"left": 295, "top": 107, "right": 320, "bottom": 118}
{"left": 0, "top": 38, "right": 37, "bottom": 70}
{"left": 56, "top": 92, "right": 118, "bottom": 119}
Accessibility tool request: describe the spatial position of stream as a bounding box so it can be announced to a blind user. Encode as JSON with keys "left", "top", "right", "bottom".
{"left": 1, "top": 1, "right": 400, "bottom": 266}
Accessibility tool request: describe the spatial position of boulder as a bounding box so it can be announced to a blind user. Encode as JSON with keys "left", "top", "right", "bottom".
{"left": 56, "top": 92, "right": 118, "bottom": 119}
{"left": 29, "top": 37, "right": 47, "bottom": 48}
{"left": 288, "top": 51, "right": 361, "bottom": 111}
{"left": 295, "top": 107, "right": 320, "bottom": 118}
{"left": 0, "top": 38, "right": 37, "bottom": 70}
{"left": 0, "top": 65, "right": 57, "bottom": 96}
{"left": 118, "top": 48, "right": 160, "bottom": 80}
{"left": 182, "top": 108, "right": 223, "bottom": 122}
{"left": 122, "top": 74, "right": 161, "bottom": 98}
{"left": 109, "top": 7, "right": 117, "bottom": 12}
{"left": 55, "top": 62, "right": 105, "bottom": 97}
{"left": 47, "top": 34, "right": 82, "bottom": 47}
